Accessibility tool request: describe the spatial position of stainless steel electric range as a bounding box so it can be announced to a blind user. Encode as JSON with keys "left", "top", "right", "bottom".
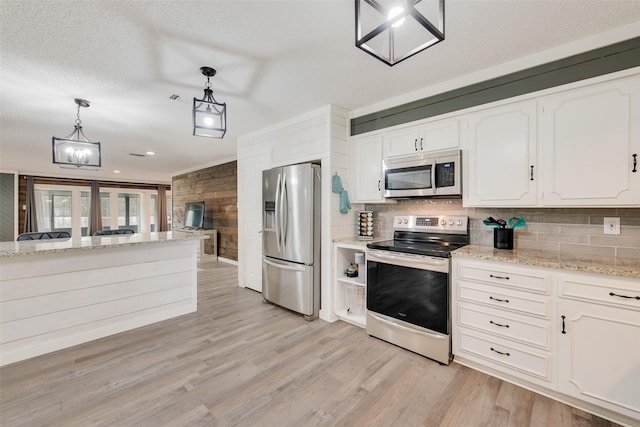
{"left": 366, "top": 215, "right": 469, "bottom": 365}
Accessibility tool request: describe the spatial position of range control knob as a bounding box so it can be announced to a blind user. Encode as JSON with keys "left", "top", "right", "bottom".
{"left": 403, "top": 219, "right": 409, "bottom": 224}
{"left": 449, "top": 220, "right": 454, "bottom": 226}
{"left": 457, "top": 220, "right": 463, "bottom": 226}
{"left": 396, "top": 218, "right": 403, "bottom": 224}
{"left": 440, "top": 219, "right": 446, "bottom": 226}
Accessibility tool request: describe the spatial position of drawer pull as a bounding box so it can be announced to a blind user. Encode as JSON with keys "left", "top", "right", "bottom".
{"left": 561, "top": 315, "right": 566, "bottom": 334}
{"left": 490, "top": 320, "right": 510, "bottom": 328}
{"left": 490, "top": 347, "right": 510, "bottom": 356}
{"left": 489, "top": 274, "right": 510, "bottom": 280}
{"left": 489, "top": 296, "right": 509, "bottom": 303}
{"left": 609, "top": 292, "right": 640, "bottom": 300}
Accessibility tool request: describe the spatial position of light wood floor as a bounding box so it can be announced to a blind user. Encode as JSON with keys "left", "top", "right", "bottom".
{"left": 0, "top": 261, "right": 623, "bottom": 427}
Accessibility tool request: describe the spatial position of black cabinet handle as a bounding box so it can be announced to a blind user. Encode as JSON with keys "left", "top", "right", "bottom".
{"left": 420, "top": 138, "right": 424, "bottom": 151}
{"left": 530, "top": 165, "right": 534, "bottom": 181}
{"left": 561, "top": 315, "right": 566, "bottom": 334}
{"left": 490, "top": 274, "right": 510, "bottom": 280}
{"left": 490, "top": 320, "right": 509, "bottom": 328}
{"left": 414, "top": 139, "right": 418, "bottom": 151}
{"left": 377, "top": 180, "right": 381, "bottom": 191}
{"left": 489, "top": 296, "right": 509, "bottom": 303}
{"left": 609, "top": 291, "right": 640, "bottom": 300}
{"left": 633, "top": 154, "right": 637, "bottom": 173}
{"left": 490, "top": 347, "right": 510, "bottom": 356}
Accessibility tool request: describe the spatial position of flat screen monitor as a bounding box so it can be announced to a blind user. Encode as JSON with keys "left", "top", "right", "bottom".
{"left": 184, "top": 201, "right": 205, "bottom": 229}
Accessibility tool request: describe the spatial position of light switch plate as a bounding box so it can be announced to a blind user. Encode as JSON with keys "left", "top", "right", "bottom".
{"left": 604, "top": 217, "right": 620, "bottom": 235}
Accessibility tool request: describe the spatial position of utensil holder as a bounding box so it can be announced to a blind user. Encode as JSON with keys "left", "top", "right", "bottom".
{"left": 494, "top": 228, "right": 514, "bottom": 250}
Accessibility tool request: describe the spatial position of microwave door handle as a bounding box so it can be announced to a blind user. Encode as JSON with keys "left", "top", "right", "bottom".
{"left": 431, "top": 161, "right": 437, "bottom": 194}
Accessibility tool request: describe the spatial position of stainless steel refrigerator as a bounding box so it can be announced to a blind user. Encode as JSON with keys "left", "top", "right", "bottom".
{"left": 262, "top": 163, "right": 321, "bottom": 320}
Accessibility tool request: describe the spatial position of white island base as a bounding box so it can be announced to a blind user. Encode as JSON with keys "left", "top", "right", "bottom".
{"left": 0, "top": 234, "right": 199, "bottom": 367}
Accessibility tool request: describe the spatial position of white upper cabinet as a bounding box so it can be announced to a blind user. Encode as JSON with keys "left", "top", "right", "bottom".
{"left": 462, "top": 100, "right": 537, "bottom": 207}
{"left": 350, "top": 135, "right": 385, "bottom": 203}
{"left": 539, "top": 75, "right": 640, "bottom": 206}
{"left": 383, "top": 118, "right": 459, "bottom": 158}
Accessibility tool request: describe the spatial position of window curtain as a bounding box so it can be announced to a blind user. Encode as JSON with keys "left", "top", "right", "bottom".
{"left": 23, "top": 176, "right": 38, "bottom": 233}
{"left": 89, "top": 181, "right": 102, "bottom": 236}
{"left": 157, "top": 184, "right": 168, "bottom": 232}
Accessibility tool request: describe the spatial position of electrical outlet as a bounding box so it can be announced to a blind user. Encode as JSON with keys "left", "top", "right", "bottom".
{"left": 604, "top": 217, "right": 620, "bottom": 235}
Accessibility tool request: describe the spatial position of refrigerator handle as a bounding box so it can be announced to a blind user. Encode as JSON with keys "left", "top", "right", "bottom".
{"left": 282, "top": 173, "right": 288, "bottom": 252}
{"left": 275, "top": 172, "right": 282, "bottom": 252}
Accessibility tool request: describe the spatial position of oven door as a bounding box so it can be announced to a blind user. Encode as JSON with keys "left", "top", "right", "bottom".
{"left": 366, "top": 250, "right": 449, "bottom": 334}
{"left": 366, "top": 249, "right": 451, "bottom": 363}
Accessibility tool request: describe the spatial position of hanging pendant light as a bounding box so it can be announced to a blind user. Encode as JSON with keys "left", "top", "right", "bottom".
{"left": 355, "top": 0, "right": 445, "bottom": 66}
{"left": 193, "top": 67, "right": 227, "bottom": 138}
{"left": 52, "top": 98, "right": 101, "bottom": 169}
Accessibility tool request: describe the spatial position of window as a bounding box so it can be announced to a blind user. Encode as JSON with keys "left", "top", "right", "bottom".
{"left": 80, "top": 191, "right": 90, "bottom": 236}
{"left": 35, "top": 189, "right": 72, "bottom": 233}
{"left": 101, "top": 193, "right": 111, "bottom": 230}
{"left": 118, "top": 193, "right": 140, "bottom": 232}
{"left": 33, "top": 184, "right": 170, "bottom": 236}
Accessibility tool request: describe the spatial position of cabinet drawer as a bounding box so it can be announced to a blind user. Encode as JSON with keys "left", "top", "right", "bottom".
{"left": 458, "top": 280, "right": 550, "bottom": 318}
{"left": 458, "top": 302, "right": 550, "bottom": 349}
{"left": 458, "top": 328, "right": 552, "bottom": 382}
{"left": 458, "top": 263, "right": 550, "bottom": 294}
{"left": 558, "top": 273, "right": 640, "bottom": 310}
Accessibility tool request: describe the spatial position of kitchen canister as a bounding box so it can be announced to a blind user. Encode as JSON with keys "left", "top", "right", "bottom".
{"left": 356, "top": 210, "right": 374, "bottom": 240}
{"left": 494, "top": 228, "right": 514, "bottom": 250}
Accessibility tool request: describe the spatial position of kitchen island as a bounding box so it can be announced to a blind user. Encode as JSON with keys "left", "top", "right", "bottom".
{"left": 0, "top": 231, "right": 205, "bottom": 367}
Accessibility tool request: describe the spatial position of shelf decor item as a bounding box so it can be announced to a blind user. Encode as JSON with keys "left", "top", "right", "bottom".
{"left": 193, "top": 66, "right": 227, "bottom": 138}
{"left": 52, "top": 98, "right": 101, "bottom": 170}
{"left": 355, "top": 0, "right": 445, "bottom": 66}
{"left": 356, "top": 210, "right": 374, "bottom": 240}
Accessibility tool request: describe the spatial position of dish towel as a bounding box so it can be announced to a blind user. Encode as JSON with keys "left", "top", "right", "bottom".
{"left": 332, "top": 174, "right": 344, "bottom": 193}
{"left": 340, "top": 190, "right": 352, "bottom": 214}
{"left": 332, "top": 173, "right": 352, "bottom": 214}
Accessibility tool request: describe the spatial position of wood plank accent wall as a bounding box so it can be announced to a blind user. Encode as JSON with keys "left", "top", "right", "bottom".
{"left": 172, "top": 161, "right": 238, "bottom": 261}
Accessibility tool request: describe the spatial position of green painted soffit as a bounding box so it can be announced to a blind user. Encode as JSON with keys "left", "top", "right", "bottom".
{"left": 350, "top": 36, "right": 640, "bottom": 136}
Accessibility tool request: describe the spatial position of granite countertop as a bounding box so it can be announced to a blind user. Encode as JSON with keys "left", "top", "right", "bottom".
{"left": 0, "top": 231, "right": 206, "bottom": 258}
{"left": 453, "top": 244, "right": 640, "bottom": 280}
{"left": 333, "top": 237, "right": 390, "bottom": 246}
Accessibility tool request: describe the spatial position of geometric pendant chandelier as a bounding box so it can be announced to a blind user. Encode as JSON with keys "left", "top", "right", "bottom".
{"left": 355, "top": 0, "right": 445, "bottom": 66}
{"left": 193, "top": 66, "right": 227, "bottom": 138}
{"left": 52, "top": 98, "right": 101, "bottom": 169}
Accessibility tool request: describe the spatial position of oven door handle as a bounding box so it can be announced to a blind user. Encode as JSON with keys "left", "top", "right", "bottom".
{"left": 368, "top": 312, "right": 448, "bottom": 340}
{"left": 368, "top": 251, "right": 448, "bottom": 266}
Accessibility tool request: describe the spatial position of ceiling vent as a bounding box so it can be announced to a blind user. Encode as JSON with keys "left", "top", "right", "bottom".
{"left": 169, "top": 94, "right": 181, "bottom": 101}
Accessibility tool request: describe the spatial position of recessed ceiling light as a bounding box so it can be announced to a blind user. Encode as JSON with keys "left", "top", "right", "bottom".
{"left": 146, "top": 151, "right": 156, "bottom": 156}
{"left": 113, "top": 170, "right": 120, "bottom": 174}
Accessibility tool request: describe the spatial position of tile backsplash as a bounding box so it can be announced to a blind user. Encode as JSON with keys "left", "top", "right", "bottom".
{"left": 365, "top": 199, "right": 640, "bottom": 259}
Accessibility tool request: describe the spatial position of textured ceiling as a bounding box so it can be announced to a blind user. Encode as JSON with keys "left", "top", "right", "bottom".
{"left": 1, "top": 0, "right": 640, "bottom": 183}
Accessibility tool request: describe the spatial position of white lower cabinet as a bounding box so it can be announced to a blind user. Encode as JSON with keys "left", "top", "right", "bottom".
{"left": 453, "top": 257, "right": 640, "bottom": 425}
{"left": 333, "top": 242, "right": 367, "bottom": 328}
{"left": 453, "top": 259, "right": 554, "bottom": 388}
{"left": 557, "top": 273, "right": 640, "bottom": 420}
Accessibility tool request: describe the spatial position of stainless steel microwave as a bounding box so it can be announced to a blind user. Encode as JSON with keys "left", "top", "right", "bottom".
{"left": 383, "top": 149, "right": 461, "bottom": 198}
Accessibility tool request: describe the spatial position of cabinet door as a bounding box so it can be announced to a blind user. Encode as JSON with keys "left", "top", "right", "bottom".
{"left": 382, "top": 126, "right": 421, "bottom": 158}
{"left": 557, "top": 299, "right": 640, "bottom": 418}
{"left": 539, "top": 76, "right": 640, "bottom": 206}
{"left": 420, "top": 119, "right": 459, "bottom": 151}
{"left": 351, "top": 135, "right": 385, "bottom": 202}
{"left": 462, "top": 101, "right": 537, "bottom": 207}
{"left": 238, "top": 150, "right": 270, "bottom": 292}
